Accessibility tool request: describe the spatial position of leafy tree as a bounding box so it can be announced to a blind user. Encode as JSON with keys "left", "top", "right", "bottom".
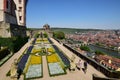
{"left": 34, "top": 33, "right": 39, "bottom": 38}
{"left": 95, "top": 50, "right": 105, "bottom": 55}
{"left": 53, "top": 31, "right": 65, "bottom": 39}
{"left": 43, "top": 32, "right": 48, "bottom": 38}
{"left": 0, "top": 37, "right": 28, "bottom": 53}
{"left": 80, "top": 45, "right": 91, "bottom": 52}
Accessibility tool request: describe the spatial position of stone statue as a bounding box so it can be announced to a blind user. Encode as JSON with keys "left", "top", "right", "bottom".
{"left": 71, "top": 54, "right": 76, "bottom": 62}
{"left": 10, "top": 59, "right": 18, "bottom": 80}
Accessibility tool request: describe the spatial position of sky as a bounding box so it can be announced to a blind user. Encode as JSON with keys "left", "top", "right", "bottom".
{"left": 26, "top": 0, "right": 120, "bottom": 29}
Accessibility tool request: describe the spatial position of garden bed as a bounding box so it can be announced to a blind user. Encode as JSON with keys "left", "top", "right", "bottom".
{"left": 48, "top": 62, "right": 65, "bottom": 76}
{"left": 25, "top": 64, "right": 42, "bottom": 79}
{"left": 47, "top": 53, "right": 66, "bottom": 76}
{"left": 24, "top": 54, "right": 43, "bottom": 79}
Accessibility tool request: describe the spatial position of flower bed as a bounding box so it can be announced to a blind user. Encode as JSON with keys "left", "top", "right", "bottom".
{"left": 18, "top": 54, "right": 30, "bottom": 71}
{"left": 44, "top": 40, "right": 49, "bottom": 43}
{"left": 26, "top": 46, "right": 33, "bottom": 54}
{"left": 30, "top": 55, "right": 41, "bottom": 64}
{"left": 26, "top": 64, "right": 42, "bottom": 79}
{"left": 36, "top": 41, "right": 41, "bottom": 44}
{"left": 43, "top": 38, "right": 48, "bottom": 41}
{"left": 52, "top": 45, "right": 70, "bottom": 67}
{"left": 47, "top": 54, "right": 60, "bottom": 63}
{"left": 31, "top": 49, "right": 41, "bottom": 53}
{"left": 48, "top": 62, "right": 65, "bottom": 75}
{"left": 35, "top": 38, "right": 49, "bottom": 44}
{"left": 47, "top": 47, "right": 55, "bottom": 52}
{"left": 31, "top": 45, "right": 42, "bottom": 53}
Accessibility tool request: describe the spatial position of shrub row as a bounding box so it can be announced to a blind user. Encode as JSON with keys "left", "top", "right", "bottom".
{"left": 0, "top": 47, "right": 10, "bottom": 60}
{"left": 0, "top": 37, "right": 28, "bottom": 53}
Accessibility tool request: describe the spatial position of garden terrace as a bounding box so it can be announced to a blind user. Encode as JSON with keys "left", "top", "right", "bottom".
{"left": 16, "top": 38, "right": 69, "bottom": 79}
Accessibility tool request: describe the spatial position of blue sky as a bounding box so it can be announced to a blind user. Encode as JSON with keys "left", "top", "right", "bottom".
{"left": 26, "top": 0, "right": 120, "bottom": 29}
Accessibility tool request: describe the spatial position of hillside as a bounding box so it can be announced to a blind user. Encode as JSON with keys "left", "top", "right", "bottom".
{"left": 51, "top": 28, "right": 103, "bottom": 34}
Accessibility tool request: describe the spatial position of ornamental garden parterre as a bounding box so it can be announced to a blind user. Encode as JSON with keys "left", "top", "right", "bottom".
{"left": 9, "top": 38, "right": 70, "bottom": 79}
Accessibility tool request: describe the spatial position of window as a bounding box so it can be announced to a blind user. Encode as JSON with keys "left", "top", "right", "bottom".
{"left": 19, "top": 0, "right": 22, "bottom": 4}
{"left": 19, "top": 16, "right": 22, "bottom": 21}
{"left": 19, "top": 7, "right": 22, "bottom": 12}
{"left": 6, "top": 0, "right": 9, "bottom": 9}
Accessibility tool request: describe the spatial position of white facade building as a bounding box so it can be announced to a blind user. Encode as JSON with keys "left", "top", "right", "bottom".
{"left": 14, "top": 0, "right": 28, "bottom": 26}
{"left": 0, "top": 0, "right": 28, "bottom": 26}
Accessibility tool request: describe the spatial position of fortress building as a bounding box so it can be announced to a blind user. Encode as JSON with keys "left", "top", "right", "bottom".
{"left": 0, "top": 0, "right": 28, "bottom": 37}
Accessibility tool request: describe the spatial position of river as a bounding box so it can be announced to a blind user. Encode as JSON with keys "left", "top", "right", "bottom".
{"left": 88, "top": 44, "right": 120, "bottom": 58}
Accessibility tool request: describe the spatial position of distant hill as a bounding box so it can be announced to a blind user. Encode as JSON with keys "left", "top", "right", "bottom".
{"left": 51, "top": 28, "right": 103, "bottom": 34}
{"left": 26, "top": 27, "right": 108, "bottom": 34}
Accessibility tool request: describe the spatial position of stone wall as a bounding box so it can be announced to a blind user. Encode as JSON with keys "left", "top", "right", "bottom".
{"left": 4, "top": 13, "right": 17, "bottom": 24}
{"left": 0, "top": 22, "right": 11, "bottom": 37}
{"left": 0, "top": 10, "right": 4, "bottom": 22}
{"left": 0, "top": 22, "right": 26, "bottom": 37}
{"left": 93, "top": 74, "right": 119, "bottom": 80}
{"left": 10, "top": 24, "right": 26, "bottom": 37}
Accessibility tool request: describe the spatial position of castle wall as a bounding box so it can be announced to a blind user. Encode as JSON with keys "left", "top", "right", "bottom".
{"left": 0, "top": 22, "right": 26, "bottom": 38}
{"left": 0, "top": 10, "right": 4, "bottom": 22}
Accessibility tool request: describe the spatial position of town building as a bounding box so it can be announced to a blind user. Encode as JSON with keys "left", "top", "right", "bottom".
{"left": 0, "top": 0, "right": 28, "bottom": 37}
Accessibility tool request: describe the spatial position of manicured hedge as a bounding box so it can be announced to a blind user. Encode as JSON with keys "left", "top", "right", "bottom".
{"left": 0, "top": 47, "right": 10, "bottom": 60}
{"left": 0, "top": 37, "right": 28, "bottom": 53}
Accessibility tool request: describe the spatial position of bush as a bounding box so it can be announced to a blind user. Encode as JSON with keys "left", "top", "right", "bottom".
{"left": 12, "top": 37, "right": 28, "bottom": 52}
{"left": 0, "top": 47, "right": 10, "bottom": 60}
{"left": 80, "top": 45, "right": 91, "bottom": 52}
{"left": 43, "top": 32, "right": 48, "bottom": 38}
{"left": 53, "top": 31, "right": 65, "bottom": 39}
{"left": 0, "top": 37, "right": 28, "bottom": 53}
{"left": 34, "top": 33, "right": 39, "bottom": 38}
{"left": 95, "top": 50, "right": 105, "bottom": 55}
